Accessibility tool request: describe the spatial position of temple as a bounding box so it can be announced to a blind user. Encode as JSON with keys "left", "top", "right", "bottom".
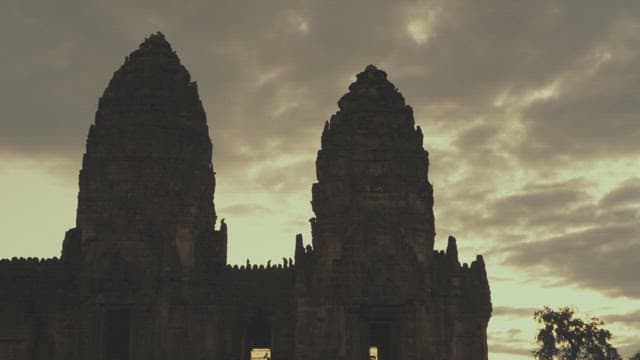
{"left": 0, "top": 33, "right": 491, "bottom": 360}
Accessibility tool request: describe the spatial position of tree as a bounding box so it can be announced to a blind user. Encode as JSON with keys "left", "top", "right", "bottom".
{"left": 629, "top": 352, "right": 640, "bottom": 360}
{"left": 534, "top": 306, "right": 622, "bottom": 360}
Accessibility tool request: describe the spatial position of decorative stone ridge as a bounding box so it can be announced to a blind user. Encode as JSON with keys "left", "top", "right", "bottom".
{"left": 0, "top": 35, "right": 491, "bottom": 360}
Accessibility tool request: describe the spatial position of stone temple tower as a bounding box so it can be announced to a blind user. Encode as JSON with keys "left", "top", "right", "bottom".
{"left": 293, "top": 65, "right": 491, "bottom": 360}
{"left": 66, "top": 33, "right": 227, "bottom": 283}
{"left": 312, "top": 64, "right": 434, "bottom": 276}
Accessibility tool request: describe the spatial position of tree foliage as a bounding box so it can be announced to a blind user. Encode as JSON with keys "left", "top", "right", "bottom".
{"left": 534, "top": 306, "right": 621, "bottom": 360}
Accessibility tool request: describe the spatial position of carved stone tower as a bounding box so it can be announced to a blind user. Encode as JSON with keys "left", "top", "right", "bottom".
{"left": 294, "top": 65, "right": 490, "bottom": 360}
{"left": 69, "top": 33, "right": 226, "bottom": 280}
{"left": 311, "top": 64, "right": 434, "bottom": 274}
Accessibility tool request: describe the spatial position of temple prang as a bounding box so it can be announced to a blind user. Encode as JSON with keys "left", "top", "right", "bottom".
{"left": 0, "top": 33, "right": 491, "bottom": 360}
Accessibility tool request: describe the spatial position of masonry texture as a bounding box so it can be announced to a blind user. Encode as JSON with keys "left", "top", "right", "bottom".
{"left": 0, "top": 33, "right": 491, "bottom": 360}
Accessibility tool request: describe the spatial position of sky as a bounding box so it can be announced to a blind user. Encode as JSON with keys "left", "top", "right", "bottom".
{"left": 1, "top": 0, "right": 639, "bottom": 358}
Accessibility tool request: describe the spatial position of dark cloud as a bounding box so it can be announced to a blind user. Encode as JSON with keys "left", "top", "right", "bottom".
{"left": 484, "top": 186, "right": 591, "bottom": 227}
{"left": 445, "top": 177, "right": 640, "bottom": 298}
{"left": 435, "top": 178, "right": 596, "bottom": 240}
{"left": 502, "top": 223, "right": 640, "bottom": 297}
{"left": 453, "top": 122, "right": 502, "bottom": 153}
{"left": 604, "top": 310, "right": 640, "bottom": 327}
{"left": 507, "top": 328, "right": 523, "bottom": 337}
{"left": 518, "top": 18, "right": 640, "bottom": 163}
{"left": 493, "top": 306, "right": 537, "bottom": 318}
{"left": 442, "top": 176, "right": 640, "bottom": 244}
{"left": 250, "top": 159, "right": 315, "bottom": 194}
{"left": 489, "top": 343, "right": 532, "bottom": 357}
{"left": 619, "top": 340, "right": 640, "bottom": 359}
{"left": 3, "top": 1, "right": 638, "bottom": 173}
{"left": 600, "top": 178, "right": 640, "bottom": 208}
{"left": 489, "top": 327, "right": 534, "bottom": 357}
{"left": 219, "top": 203, "right": 273, "bottom": 217}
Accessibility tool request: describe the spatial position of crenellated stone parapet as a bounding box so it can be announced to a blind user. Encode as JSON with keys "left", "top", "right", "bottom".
{"left": 0, "top": 257, "right": 63, "bottom": 289}
{"left": 224, "top": 261, "right": 295, "bottom": 272}
{"left": 0, "top": 257, "right": 65, "bottom": 294}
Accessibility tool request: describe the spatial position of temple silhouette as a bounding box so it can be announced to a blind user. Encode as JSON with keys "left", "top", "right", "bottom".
{"left": 0, "top": 33, "right": 491, "bottom": 360}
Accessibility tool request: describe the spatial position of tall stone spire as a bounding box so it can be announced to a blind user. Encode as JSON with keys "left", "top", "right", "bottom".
{"left": 311, "top": 65, "right": 435, "bottom": 273}
{"left": 73, "top": 33, "right": 225, "bottom": 276}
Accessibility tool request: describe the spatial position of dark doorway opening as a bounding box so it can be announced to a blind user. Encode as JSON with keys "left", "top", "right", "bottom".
{"left": 105, "top": 309, "right": 130, "bottom": 360}
{"left": 369, "top": 322, "right": 391, "bottom": 360}
{"left": 245, "top": 310, "right": 271, "bottom": 360}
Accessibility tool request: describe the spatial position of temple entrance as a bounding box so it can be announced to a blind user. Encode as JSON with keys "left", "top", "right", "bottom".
{"left": 250, "top": 348, "right": 271, "bottom": 360}
{"left": 369, "top": 322, "right": 391, "bottom": 360}
{"left": 244, "top": 310, "right": 271, "bottom": 360}
{"left": 105, "top": 309, "right": 130, "bottom": 360}
{"left": 369, "top": 346, "right": 379, "bottom": 360}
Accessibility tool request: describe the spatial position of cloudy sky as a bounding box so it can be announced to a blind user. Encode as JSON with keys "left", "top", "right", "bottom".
{"left": 1, "top": 0, "right": 639, "bottom": 358}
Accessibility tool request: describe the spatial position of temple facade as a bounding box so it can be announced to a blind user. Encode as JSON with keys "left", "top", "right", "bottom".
{"left": 0, "top": 33, "right": 491, "bottom": 360}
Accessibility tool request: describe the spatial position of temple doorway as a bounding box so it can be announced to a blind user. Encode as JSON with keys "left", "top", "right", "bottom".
{"left": 105, "top": 309, "right": 130, "bottom": 360}
{"left": 369, "top": 346, "right": 379, "bottom": 360}
{"left": 369, "top": 322, "right": 391, "bottom": 360}
{"left": 245, "top": 310, "right": 271, "bottom": 360}
{"left": 251, "top": 348, "right": 272, "bottom": 360}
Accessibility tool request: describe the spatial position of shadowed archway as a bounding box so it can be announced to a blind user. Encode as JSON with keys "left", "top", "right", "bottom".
{"left": 244, "top": 309, "right": 271, "bottom": 360}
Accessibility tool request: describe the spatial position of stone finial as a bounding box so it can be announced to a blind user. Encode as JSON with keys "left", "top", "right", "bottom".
{"left": 362, "top": 64, "right": 387, "bottom": 79}
{"left": 337, "top": 64, "right": 405, "bottom": 112}
{"left": 295, "top": 233, "right": 304, "bottom": 262}
{"left": 139, "top": 32, "right": 173, "bottom": 53}
{"left": 472, "top": 254, "right": 489, "bottom": 284}
{"left": 446, "top": 235, "right": 459, "bottom": 263}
